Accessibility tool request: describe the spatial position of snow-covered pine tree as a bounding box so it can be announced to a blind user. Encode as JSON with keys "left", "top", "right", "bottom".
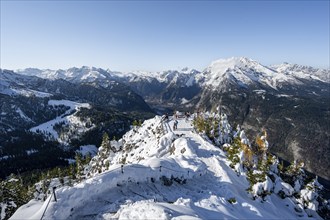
{"left": 297, "top": 176, "right": 325, "bottom": 217}
{"left": 284, "top": 160, "right": 305, "bottom": 193}
{"left": 246, "top": 130, "right": 276, "bottom": 200}
{"left": 214, "top": 113, "right": 232, "bottom": 146}
{"left": 254, "top": 130, "right": 269, "bottom": 166}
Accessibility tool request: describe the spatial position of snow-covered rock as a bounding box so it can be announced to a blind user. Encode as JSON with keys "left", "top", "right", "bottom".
{"left": 274, "top": 180, "right": 294, "bottom": 197}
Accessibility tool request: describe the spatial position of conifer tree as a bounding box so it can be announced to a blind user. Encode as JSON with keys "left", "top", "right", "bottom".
{"left": 85, "top": 152, "right": 92, "bottom": 164}
{"left": 99, "top": 132, "right": 111, "bottom": 166}
{"left": 75, "top": 152, "right": 84, "bottom": 181}
{"left": 101, "top": 133, "right": 111, "bottom": 153}
{"left": 87, "top": 132, "right": 115, "bottom": 176}
{"left": 255, "top": 130, "right": 268, "bottom": 167}
{"left": 69, "top": 163, "right": 76, "bottom": 180}
{"left": 57, "top": 167, "right": 64, "bottom": 185}
{"left": 0, "top": 175, "right": 30, "bottom": 219}
{"left": 281, "top": 160, "right": 306, "bottom": 194}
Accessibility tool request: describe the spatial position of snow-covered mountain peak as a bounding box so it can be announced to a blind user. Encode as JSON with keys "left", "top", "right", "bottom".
{"left": 199, "top": 57, "right": 278, "bottom": 89}
{"left": 64, "top": 66, "right": 108, "bottom": 82}
{"left": 174, "top": 67, "right": 199, "bottom": 75}
{"left": 272, "top": 63, "right": 330, "bottom": 82}
{"left": 207, "top": 57, "right": 275, "bottom": 76}
{"left": 209, "top": 57, "right": 253, "bottom": 69}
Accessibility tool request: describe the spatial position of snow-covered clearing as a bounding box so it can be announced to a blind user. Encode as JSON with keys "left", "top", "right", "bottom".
{"left": 29, "top": 100, "right": 92, "bottom": 143}
{"left": 16, "top": 107, "right": 34, "bottom": 122}
{"left": 11, "top": 116, "right": 319, "bottom": 219}
{"left": 77, "top": 145, "right": 98, "bottom": 157}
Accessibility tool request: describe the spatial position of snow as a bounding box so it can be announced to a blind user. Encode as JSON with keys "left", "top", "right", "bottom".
{"left": 15, "top": 107, "right": 33, "bottom": 122}
{"left": 26, "top": 149, "right": 38, "bottom": 155}
{"left": 181, "top": 98, "right": 189, "bottom": 104}
{"left": 29, "top": 100, "right": 92, "bottom": 143}
{"left": 1, "top": 203, "right": 7, "bottom": 220}
{"left": 77, "top": 145, "right": 98, "bottom": 157}
{"left": 0, "top": 87, "right": 52, "bottom": 98}
{"left": 272, "top": 63, "right": 330, "bottom": 83}
{"left": 14, "top": 66, "right": 201, "bottom": 89}
{"left": 8, "top": 178, "right": 19, "bottom": 183}
{"left": 301, "top": 189, "right": 317, "bottom": 202}
{"left": 80, "top": 70, "right": 106, "bottom": 81}
{"left": 185, "top": 76, "right": 195, "bottom": 87}
{"left": 10, "top": 195, "right": 54, "bottom": 220}
{"left": 12, "top": 58, "right": 329, "bottom": 93}
{"left": 253, "top": 89, "right": 266, "bottom": 94}
{"left": 239, "top": 130, "right": 250, "bottom": 146}
{"left": 276, "top": 94, "right": 292, "bottom": 98}
{"left": 252, "top": 176, "right": 273, "bottom": 196}
{"left": 274, "top": 180, "right": 294, "bottom": 196}
{"left": 195, "top": 57, "right": 329, "bottom": 90}
{"left": 197, "top": 57, "right": 279, "bottom": 89}
{"left": 0, "top": 156, "right": 9, "bottom": 161}
{"left": 115, "top": 201, "right": 170, "bottom": 220}
{"left": 11, "top": 115, "right": 321, "bottom": 220}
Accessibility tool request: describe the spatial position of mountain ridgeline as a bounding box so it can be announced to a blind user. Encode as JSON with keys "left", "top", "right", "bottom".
{"left": 1, "top": 57, "right": 329, "bottom": 183}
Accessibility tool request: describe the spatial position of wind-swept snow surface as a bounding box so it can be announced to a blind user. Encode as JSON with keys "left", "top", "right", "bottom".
{"left": 11, "top": 116, "right": 321, "bottom": 219}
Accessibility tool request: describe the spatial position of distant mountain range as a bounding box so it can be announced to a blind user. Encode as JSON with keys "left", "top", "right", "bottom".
{"left": 1, "top": 57, "right": 329, "bottom": 181}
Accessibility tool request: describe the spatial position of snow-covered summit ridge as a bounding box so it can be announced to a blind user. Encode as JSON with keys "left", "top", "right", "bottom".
{"left": 11, "top": 114, "right": 324, "bottom": 220}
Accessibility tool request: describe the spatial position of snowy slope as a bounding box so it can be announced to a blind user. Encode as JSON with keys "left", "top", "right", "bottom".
{"left": 11, "top": 116, "right": 320, "bottom": 220}
{"left": 29, "top": 100, "right": 93, "bottom": 143}
{"left": 0, "top": 70, "right": 53, "bottom": 97}
{"left": 0, "top": 87, "right": 52, "bottom": 97}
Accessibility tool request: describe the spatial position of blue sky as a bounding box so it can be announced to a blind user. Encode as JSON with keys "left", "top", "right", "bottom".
{"left": 1, "top": 1, "right": 329, "bottom": 71}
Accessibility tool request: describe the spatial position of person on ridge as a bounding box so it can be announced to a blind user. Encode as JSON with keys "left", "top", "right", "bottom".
{"left": 173, "top": 119, "right": 178, "bottom": 130}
